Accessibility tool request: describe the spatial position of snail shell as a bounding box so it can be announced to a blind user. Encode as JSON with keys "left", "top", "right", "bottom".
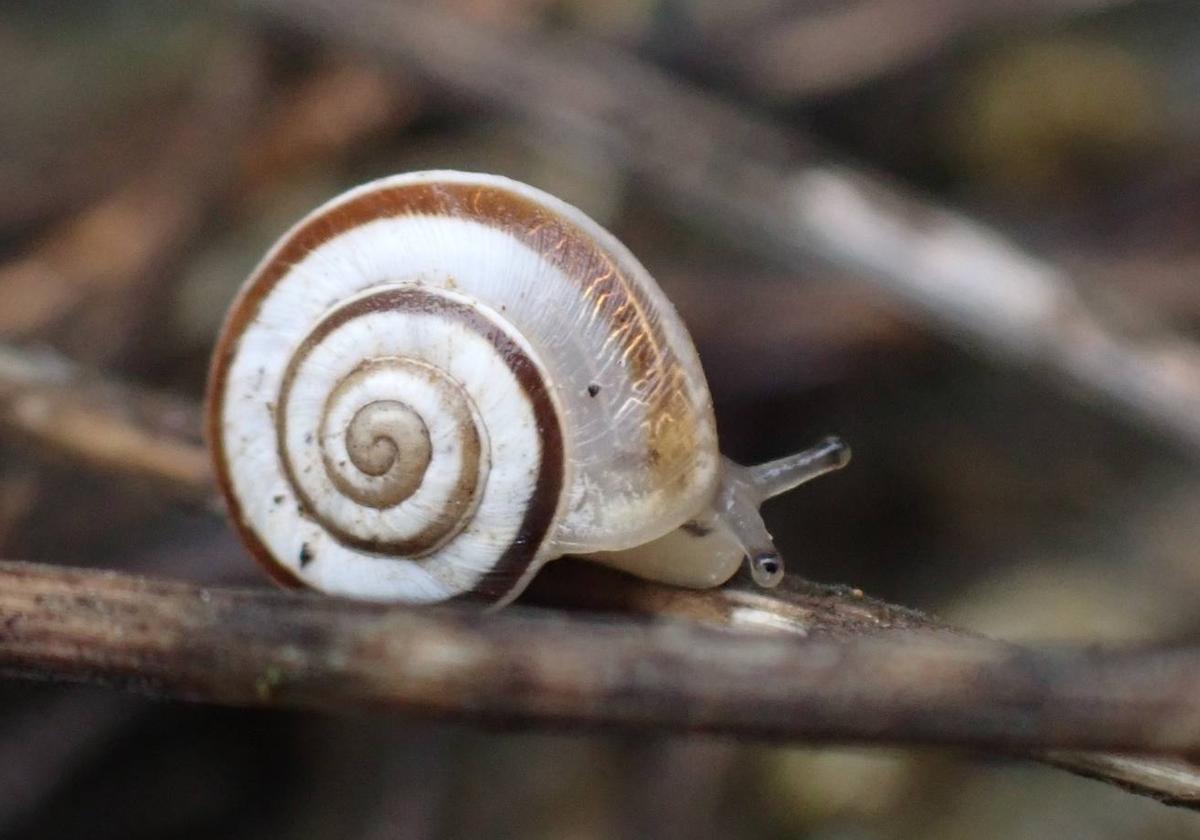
{"left": 207, "top": 171, "right": 848, "bottom": 606}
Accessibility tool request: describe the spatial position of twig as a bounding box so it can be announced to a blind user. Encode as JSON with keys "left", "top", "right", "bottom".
{"left": 244, "top": 0, "right": 1200, "bottom": 459}
{"left": 6, "top": 559, "right": 1200, "bottom": 760}
{"left": 526, "top": 562, "right": 936, "bottom": 639}
{"left": 0, "top": 344, "right": 210, "bottom": 501}
{"left": 690, "top": 0, "right": 1141, "bottom": 98}
{"left": 529, "top": 563, "right": 1200, "bottom": 808}
{"left": 3, "top": 343, "right": 1199, "bottom": 806}
{"left": 1041, "top": 753, "right": 1200, "bottom": 809}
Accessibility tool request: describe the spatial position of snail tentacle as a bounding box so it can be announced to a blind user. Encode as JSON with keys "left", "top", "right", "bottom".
{"left": 713, "top": 438, "right": 852, "bottom": 588}
{"left": 746, "top": 436, "right": 851, "bottom": 502}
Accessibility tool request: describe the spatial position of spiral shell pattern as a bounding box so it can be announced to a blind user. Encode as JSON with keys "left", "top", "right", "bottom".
{"left": 207, "top": 171, "right": 718, "bottom": 604}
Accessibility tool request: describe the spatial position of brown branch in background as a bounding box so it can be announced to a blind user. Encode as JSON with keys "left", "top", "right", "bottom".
{"left": 0, "top": 345, "right": 211, "bottom": 502}
{"left": 2, "top": 342, "right": 1199, "bottom": 806}
{"left": 0, "top": 46, "right": 418, "bottom": 368}
{"left": 0, "top": 101, "right": 187, "bottom": 238}
{"left": 245, "top": 0, "right": 1200, "bottom": 459}
{"left": 236, "top": 61, "right": 422, "bottom": 196}
{"left": 1040, "top": 753, "right": 1200, "bottom": 810}
{"left": 658, "top": 271, "right": 922, "bottom": 394}
{"left": 0, "top": 38, "right": 263, "bottom": 365}
{"left": 695, "top": 0, "right": 1139, "bottom": 98}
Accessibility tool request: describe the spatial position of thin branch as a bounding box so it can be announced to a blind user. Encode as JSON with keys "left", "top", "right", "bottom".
{"left": 696, "top": 0, "right": 1141, "bottom": 98}
{"left": 245, "top": 0, "right": 1200, "bottom": 459}
{"left": 3, "top": 344, "right": 1199, "bottom": 806}
{"left": 1041, "top": 753, "right": 1200, "bottom": 809}
{"left": 529, "top": 563, "right": 1200, "bottom": 808}
{"left": 0, "top": 344, "right": 211, "bottom": 501}
{"left": 6, "top": 560, "right": 1200, "bottom": 761}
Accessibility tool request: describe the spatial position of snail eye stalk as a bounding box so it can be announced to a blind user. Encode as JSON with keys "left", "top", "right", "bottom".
{"left": 714, "top": 437, "right": 851, "bottom": 588}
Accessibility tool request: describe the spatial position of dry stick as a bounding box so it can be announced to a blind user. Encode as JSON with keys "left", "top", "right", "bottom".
{"left": 0, "top": 344, "right": 211, "bottom": 502}
{"left": 1, "top": 349, "right": 1199, "bottom": 806}
{"left": 528, "top": 563, "right": 1200, "bottom": 807}
{"left": 6, "top": 559, "right": 1200, "bottom": 757}
{"left": 245, "top": 0, "right": 1200, "bottom": 459}
{"left": 699, "top": 0, "right": 1140, "bottom": 98}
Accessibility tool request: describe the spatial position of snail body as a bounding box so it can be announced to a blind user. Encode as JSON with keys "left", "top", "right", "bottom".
{"left": 207, "top": 171, "right": 847, "bottom": 606}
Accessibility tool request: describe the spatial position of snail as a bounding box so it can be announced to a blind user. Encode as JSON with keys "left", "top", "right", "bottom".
{"left": 206, "top": 171, "right": 849, "bottom": 606}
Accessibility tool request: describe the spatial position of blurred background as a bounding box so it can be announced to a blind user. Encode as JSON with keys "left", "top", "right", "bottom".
{"left": 3, "top": 0, "right": 1200, "bottom": 837}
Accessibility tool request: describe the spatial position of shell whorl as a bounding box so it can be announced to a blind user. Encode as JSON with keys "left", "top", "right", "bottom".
{"left": 207, "top": 171, "right": 718, "bottom": 604}
{"left": 278, "top": 291, "right": 494, "bottom": 556}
